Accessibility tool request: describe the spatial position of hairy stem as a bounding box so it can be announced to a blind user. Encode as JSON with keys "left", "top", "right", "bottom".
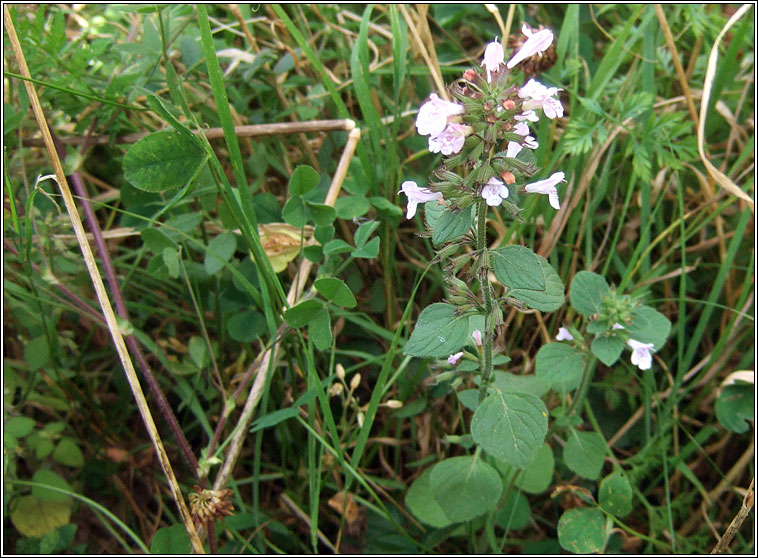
{"left": 566, "top": 355, "right": 598, "bottom": 417}
{"left": 477, "top": 199, "right": 494, "bottom": 403}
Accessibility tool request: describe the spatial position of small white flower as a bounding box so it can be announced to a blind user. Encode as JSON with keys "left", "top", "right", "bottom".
{"left": 481, "top": 176, "right": 509, "bottom": 207}
{"left": 513, "top": 122, "right": 530, "bottom": 136}
{"left": 448, "top": 352, "right": 464, "bottom": 365}
{"left": 481, "top": 37, "right": 505, "bottom": 83}
{"left": 472, "top": 330, "right": 483, "bottom": 346}
{"left": 506, "top": 141, "right": 522, "bottom": 158}
{"left": 627, "top": 339, "right": 655, "bottom": 370}
{"left": 515, "top": 110, "right": 539, "bottom": 122}
{"left": 399, "top": 180, "right": 443, "bottom": 219}
{"left": 416, "top": 93, "right": 465, "bottom": 137}
{"left": 507, "top": 24, "right": 554, "bottom": 69}
{"left": 428, "top": 123, "right": 471, "bottom": 155}
{"left": 523, "top": 135, "right": 539, "bottom": 150}
{"left": 556, "top": 327, "right": 574, "bottom": 341}
{"left": 612, "top": 323, "right": 626, "bottom": 330}
{"left": 518, "top": 79, "right": 564, "bottom": 119}
{"left": 524, "top": 171, "right": 565, "bottom": 210}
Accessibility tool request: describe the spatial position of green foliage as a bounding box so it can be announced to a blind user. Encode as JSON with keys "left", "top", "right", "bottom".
{"left": 428, "top": 455, "right": 503, "bottom": 523}
{"left": 558, "top": 508, "right": 607, "bottom": 553}
{"left": 123, "top": 131, "right": 206, "bottom": 193}
{"left": 404, "top": 303, "right": 470, "bottom": 358}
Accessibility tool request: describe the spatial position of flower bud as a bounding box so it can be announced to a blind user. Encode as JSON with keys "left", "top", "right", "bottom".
{"left": 350, "top": 373, "right": 361, "bottom": 392}
{"left": 329, "top": 383, "right": 344, "bottom": 397}
{"left": 383, "top": 400, "right": 403, "bottom": 409}
{"left": 502, "top": 99, "right": 516, "bottom": 110}
{"left": 501, "top": 171, "right": 516, "bottom": 184}
{"left": 357, "top": 412, "right": 365, "bottom": 428}
{"left": 336, "top": 363, "right": 346, "bottom": 381}
{"left": 462, "top": 69, "right": 477, "bottom": 81}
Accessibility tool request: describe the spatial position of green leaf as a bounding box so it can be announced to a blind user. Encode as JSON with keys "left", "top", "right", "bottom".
{"left": 352, "top": 236, "right": 380, "bottom": 259}
{"left": 569, "top": 271, "right": 610, "bottom": 317}
{"left": 204, "top": 232, "right": 237, "bottom": 275}
{"left": 122, "top": 131, "right": 205, "bottom": 192}
{"left": 591, "top": 335, "right": 624, "bottom": 366}
{"left": 492, "top": 247, "right": 564, "bottom": 312}
{"left": 5, "top": 416, "right": 35, "bottom": 438}
{"left": 282, "top": 195, "right": 308, "bottom": 228}
{"left": 535, "top": 342, "right": 586, "bottom": 392}
{"left": 495, "top": 491, "right": 531, "bottom": 531}
{"left": 492, "top": 371, "right": 549, "bottom": 398}
{"left": 288, "top": 165, "right": 320, "bottom": 196}
{"left": 405, "top": 468, "right": 453, "bottom": 528}
{"left": 715, "top": 383, "right": 754, "bottom": 433}
{"left": 309, "top": 308, "right": 332, "bottom": 351}
{"left": 227, "top": 310, "right": 266, "bottom": 343}
{"left": 284, "top": 300, "right": 324, "bottom": 328}
{"left": 323, "top": 239, "right": 353, "bottom": 255}
{"left": 423, "top": 199, "right": 445, "bottom": 228}
{"left": 188, "top": 336, "right": 207, "bottom": 369}
{"left": 52, "top": 438, "right": 84, "bottom": 467}
{"left": 491, "top": 245, "right": 545, "bottom": 291}
{"left": 40, "top": 524, "right": 77, "bottom": 554}
{"left": 314, "top": 277, "right": 357, "bottom": 308}
{"left": 354, "top": 220, "right": 380, "bottom": 248}
{"left": 558, "top": 508, "right": 607, "bottom": 554}
{"left": 432, "top": 207, "right": 473, "bottom": 245}
{"left": 599, "top": 471, "right": 633, "bottom": 518}
{"left": 10, "top": 496, "right": 71, "bottom": 538}
{"left": 141, "top": 228, "right": 177, "bottom": 253}
{"left": 404, "top": 303, "right": 470, "bottom": 358}
{"left": 25, "top": 335, "right": 49, "bottom": 371}
{"left": 563, "top": 430, "right": 606, "bottom": 480}
{"left": 162, "top": 247, "right": 180, "bottom": 279}
{"left": 471, "top": 390, "right": 548, "bottom": 468}
{"left": 515, "top": 443, "right": 554, "bottom": 494}
{"left": 335, "top": 195, "right": 370, "bottom": 220}
{"left": 32, "top": 470, "right": 73, "bottom": 503}
{"left": 150, "top": 524, "right": 192, "bottom": 555}
{"left": 305, "top": 202, "right": 336, "bottom": 227}
{"left": 626, "top": 305, "right": 671, "bottom": 349}
{"left": 430, "top": 455, "right": 503, "bottom": 522}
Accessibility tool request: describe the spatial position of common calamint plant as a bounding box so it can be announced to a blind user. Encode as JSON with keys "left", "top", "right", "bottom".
{"left": 398, "top": 26, "right": 674, "bottom": 546}
{"left": 400, "top": 26, "right": 569, "bottom": 526}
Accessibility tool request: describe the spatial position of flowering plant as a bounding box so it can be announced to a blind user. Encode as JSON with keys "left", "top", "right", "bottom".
{"left": 400, "top": 27, "right": 569, "bottom": 524}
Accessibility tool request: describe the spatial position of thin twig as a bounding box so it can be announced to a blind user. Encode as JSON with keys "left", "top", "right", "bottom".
{"left": 21, "top": 119, "right": 357, "bottom": 147}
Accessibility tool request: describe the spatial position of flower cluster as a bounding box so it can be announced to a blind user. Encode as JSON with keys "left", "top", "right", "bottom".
{"left": 401, "top": 26, "right": 566, "bottom": 216}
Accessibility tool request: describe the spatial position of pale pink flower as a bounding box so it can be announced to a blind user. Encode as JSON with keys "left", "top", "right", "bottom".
{"left": 518, "top": 79, "right": 564, "bottom": 119}
{"left": 428, "top": 123, "right": 471, "bottom": 155}
{"left": 507, "top": 24, "right": 554, "bottom": 69}
{"left": 612, "top": 323, "right": 626, "bottom": 330}
{"left": 523, "top": 135, "right": 539, "bottom": 149}
{"left": 513, "top": 122, "right": 530, "bottom": 136}
{"left": 481, "top": 38, "right": 505, "bottom": 83}
{"left": 627, "top": 339, "right": 655, "bottom": 370}
{"left": 416, "top": 93, "right": 465, "bottom": 136}
{"left": 556, "top": 327, "right": 574, "bottom": 341}
{"left": 448, "top": 352, "right": 464, "bottom": 365}
{"left": 481, "top": 177, "right": 509, "bottom": 207}
{"left": 524, "top": 171, "right": 565, "bottom": 210}
{"left": 399, "top": 180, "right": 443, "bottom": 219}
{"left": 472, "top": 330, "right": 483, "bottom": 346}
{"left": 515, "top": 110, "right": 539, "bottom": 122}
{"left": 506, "top": 141, "right": 522, "bottom": 158}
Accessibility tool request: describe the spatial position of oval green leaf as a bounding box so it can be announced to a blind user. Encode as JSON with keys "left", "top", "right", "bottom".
{"left": 515, "top": 443, "right": 554, "bottom": 494}
{"left": 626, "top": 305, "right": 671, "bottom": 349}
{"left": 569, "top": 271, "right": 610, "bottom": 317}
{"left": 404, "top": 303, "right": 470, "bottom": 358}
{"left": 123, "top": 131, "right": 205, "bottom": 192}
{"left": 558, "top": 508, "right": 607, "bottom": 554}
{"left": 405, "top": 468, "right": 453, "bottom": 528}
{"left": 535, "top": 342, "right": 586, "bottom": 392}
{"left": 492, "top": 247, "right": 564, "bottom": 312}
{"left": 563, "top": 430, "right": 606, "bottom": 480}
{"left": 599, "top": 470, "right": 633, "bottom": 518}
{"left": 591, "top": 335, "right": 624, "bottom": 367}
{"left": 204, "top": 232, "right": 237, "bottom": 275}
{"left": 284, "top": 299, "right": 324, "bottom": 328}
{"left": 10, "top": 496, "right": 71, "bottom": 538}
{"left": 288, "top": 165, "right": 320, "bottom": 196}
{"left": 314, "top": 277, "right": 357, "bottom": 308}
{"left": 471, "top": 390, "right": 548, "bottom": 468}
{"left": 430, "top": 455, "right": 503, "bottom": 522}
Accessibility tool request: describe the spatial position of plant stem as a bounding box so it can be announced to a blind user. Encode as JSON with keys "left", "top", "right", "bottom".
{"left": 566, "top": 355, "right": 598, "bottom": 417}
{"left": 477, "top": 200, "right": 494, "bottom": 403}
